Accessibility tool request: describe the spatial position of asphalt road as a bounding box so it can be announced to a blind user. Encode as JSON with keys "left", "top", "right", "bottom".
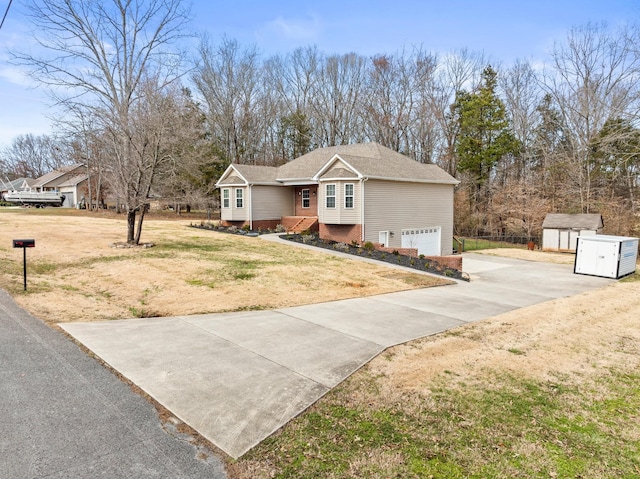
{"left": 0, "top": 289, "right": 227, "bottom": 478}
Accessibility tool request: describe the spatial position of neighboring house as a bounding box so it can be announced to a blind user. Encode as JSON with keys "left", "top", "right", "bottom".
{"left": 216, "top": 143, "right": 459, "bottom": 256}
{"left": 31, "top": 164, "right": 88, "bottom": 208}
{"left": 541, "top": 213, "right": 604, "bottom": 252}
{"left": 57, "top": 174, "right": 89, "bottom": 208}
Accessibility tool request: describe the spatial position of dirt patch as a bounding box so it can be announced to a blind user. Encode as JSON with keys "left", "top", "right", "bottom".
{"left": 369, "top": 277, "right": 640, "bottom": 399}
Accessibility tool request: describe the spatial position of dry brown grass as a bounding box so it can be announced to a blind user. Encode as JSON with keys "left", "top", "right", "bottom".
{"left": 0, "top": 209, "right": 449, "bottom": 323}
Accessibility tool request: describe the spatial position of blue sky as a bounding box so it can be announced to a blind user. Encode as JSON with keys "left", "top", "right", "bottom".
{"left": 0, "top": 0, "right": 638, "bottom": 148}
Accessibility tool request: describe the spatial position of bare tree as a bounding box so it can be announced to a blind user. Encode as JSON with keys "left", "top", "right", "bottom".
{"left": 310, "top": 52, "right": 368, "bottom": 146}
{"left": 192, "top": 36, "right": 267, "bottom": 164}
{"left": 542, "top": 23, "right": 640, "bottom": 213}
{"left": 499, "top": 60, "right": 541, "bottom": 182}
{"left": 13, "top": 0, "right": 190, "bottom": 243}
{"left": 0, "top": 133, "right": 70, "bottom": 179}
{"left": 428, "top": 49, "right": 486, "bottom": 175}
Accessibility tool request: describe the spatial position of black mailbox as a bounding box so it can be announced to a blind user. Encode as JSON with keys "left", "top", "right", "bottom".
{"left": 13, "top": 239, "right": 35, "bottom": 248}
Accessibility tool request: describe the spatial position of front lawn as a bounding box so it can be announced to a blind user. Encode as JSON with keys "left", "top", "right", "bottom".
{"left": 0, "top": 209, "right": 449, "bottom": 323}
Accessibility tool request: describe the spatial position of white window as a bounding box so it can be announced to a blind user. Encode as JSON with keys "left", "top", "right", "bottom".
{"left": 302, "top": 189, "right": 310, "bottom": 208}
{"left": 222, "top": 189, "right": 230, "bottom": 208}
{"left": 325, "top": 184, "right": 336, "bottom": 208}
{"left": 344, "top": 184, "right": 354, "bottom": 208}
{"left": 235, "top": 188, "right": 244, "bottom": 208}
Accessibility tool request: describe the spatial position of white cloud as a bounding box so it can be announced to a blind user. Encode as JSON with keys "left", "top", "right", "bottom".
{"left": 259, "top": 14, "right": 323, "bottom": 43}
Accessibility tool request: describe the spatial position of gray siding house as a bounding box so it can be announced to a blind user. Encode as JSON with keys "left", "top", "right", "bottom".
{"left": 541, "top": 213, "right": 604, "bottom": 252}
{"left": 216, "top": 143, "right": 459, "bottom": 255}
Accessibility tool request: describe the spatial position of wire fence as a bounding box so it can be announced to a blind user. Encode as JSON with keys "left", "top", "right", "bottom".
{"left": 455, "top": 235, "right": 542, "bottom": 253}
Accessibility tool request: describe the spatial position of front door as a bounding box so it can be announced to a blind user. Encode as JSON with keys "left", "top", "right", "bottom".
{"left": 379, "top": 231, "right": 389, "bottom": 247}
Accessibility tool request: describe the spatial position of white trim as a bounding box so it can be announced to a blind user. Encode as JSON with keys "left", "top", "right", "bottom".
{"left": 215, "top": 164, "right": 249, "bottom": 188}
{"left": 312, "top": 154, "right": 364, "bottom": 181}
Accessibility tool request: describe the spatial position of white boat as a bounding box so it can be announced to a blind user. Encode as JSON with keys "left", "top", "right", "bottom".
{"left": 2, "top": 190, "right": 65, "bottom": 207}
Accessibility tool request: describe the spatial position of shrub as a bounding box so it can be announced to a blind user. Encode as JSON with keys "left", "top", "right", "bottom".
{"left": 363, "top": 241, "right": 374, "bottom": 251}
{"left": 241, "top": 224, "right": 250, "bottom": 232}
{"left": 392, "top": 250, "right": 400, "bottom": 255}
{"left": 419, "top": 254, "right": 425, "bottom": 259}
{"left": 275, "top": 224, "right": 286, "bottom": 233}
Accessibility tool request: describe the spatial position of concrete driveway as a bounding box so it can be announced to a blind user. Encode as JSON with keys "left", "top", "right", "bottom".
{"left": 61, "top": 253, "right": 612, "bottom": 459}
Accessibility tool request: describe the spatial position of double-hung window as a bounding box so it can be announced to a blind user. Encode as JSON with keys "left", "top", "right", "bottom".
{"left": 325, "top": 184, "right": 336, "bottom": 208}
{"left": 222, "top": 189, "right": 230, "bottom": 208}
{"left": 344, "top": 184, "right": 354, "bottom": 208}
{"left": 302, "top": 189, "right": 310, "bottom": 208}
{"left": 235, "top": 188, "right": 244, "bottom": 208}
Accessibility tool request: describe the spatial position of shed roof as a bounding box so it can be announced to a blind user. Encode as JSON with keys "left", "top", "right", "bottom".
{"left": 542, "top": 213, "right": 604, "bottom": 230}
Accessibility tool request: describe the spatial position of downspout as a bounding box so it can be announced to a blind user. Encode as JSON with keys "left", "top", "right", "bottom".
{"left": 361, "top": 177, "right": 368, "bottom": 242}
{"left": 249, "top": 184, "right": 253, "bottom": 230}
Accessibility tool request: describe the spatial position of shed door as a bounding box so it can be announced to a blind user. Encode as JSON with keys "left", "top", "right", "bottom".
{"left": 559, "top": 230, "right": 570, "bottom": 250}
{"left": 575, "top": 239, "right": 618, "bottom": 278}
{"left": 569, "top": 231, "right": 580, "bottom": 251}
{"left": 401, "top": 227, "right": 441, "bottom": 256}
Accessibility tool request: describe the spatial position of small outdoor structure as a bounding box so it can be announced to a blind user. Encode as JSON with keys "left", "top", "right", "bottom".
{"left": 574, "top": 235, "right": 639, "bottom": 279}
{"left": 542, "top": 213, "right": 604, "bottom": 252}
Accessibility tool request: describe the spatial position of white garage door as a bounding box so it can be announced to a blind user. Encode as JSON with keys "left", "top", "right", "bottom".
{"left": 401, "top": 227, "right": 441, "bottom": 256}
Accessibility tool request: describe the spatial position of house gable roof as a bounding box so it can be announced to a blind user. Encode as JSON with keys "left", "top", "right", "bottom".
{"left": 58, "top": 174, "right": 88, "bottom": 188}
{"left": 217, "top": 142, "right": 459, "bottom": 186}
{"left": 542, "top": 213, "right": 604, "bottom": 230}
{"left": 216, "top": 164, "right": 280, "bottom": 186}
{"left": 32, "top": 164, "right": 85, "bottom": 188}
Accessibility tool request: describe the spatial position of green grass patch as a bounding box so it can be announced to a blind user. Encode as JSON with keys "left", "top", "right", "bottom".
{"left": 241, "top": 369, "right": 640, "bottom": 478}
{"left": 459, "top": 237, "right": 527, "bottom": 252}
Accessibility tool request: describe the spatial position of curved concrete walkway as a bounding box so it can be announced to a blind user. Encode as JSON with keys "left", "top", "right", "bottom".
{"left": 61, "top": 251, "right": 612, "bottom": 459}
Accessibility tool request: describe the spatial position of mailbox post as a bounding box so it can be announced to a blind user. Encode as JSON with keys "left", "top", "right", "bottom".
{"left": 13, "top": 239, "right": 35, "bottom": 291}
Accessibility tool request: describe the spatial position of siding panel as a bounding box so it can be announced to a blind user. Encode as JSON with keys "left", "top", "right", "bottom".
{"left": 251, "top": 185, "right": 293, "bottom": 220}
{"left": 363, "top": 180, "right": 454, "bottom": 255}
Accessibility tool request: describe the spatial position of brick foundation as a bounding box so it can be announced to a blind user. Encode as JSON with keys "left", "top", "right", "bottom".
{"left": 425, "top": 255, "right": 462, "bottom": 272}
{"left": 319, "top": 224, "right": 362, "bottom": 244}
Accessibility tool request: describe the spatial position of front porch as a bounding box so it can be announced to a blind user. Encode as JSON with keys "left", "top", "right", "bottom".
{"left": 281, "top": 216, "right": 319, "bottom": 234}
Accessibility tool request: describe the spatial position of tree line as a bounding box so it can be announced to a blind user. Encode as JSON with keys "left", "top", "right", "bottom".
{"left": 1, "top": 0, "right": 639, "bottom": 243}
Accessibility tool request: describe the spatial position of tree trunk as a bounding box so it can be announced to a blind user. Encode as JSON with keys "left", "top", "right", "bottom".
{"left": 127, "top": 209, "right": 137, "bottom": 244}
{"left": 134, "top": 208, "right": 146, "bottom": 245}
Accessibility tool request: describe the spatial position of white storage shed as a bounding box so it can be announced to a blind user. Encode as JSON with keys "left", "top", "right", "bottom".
{"left": 574, "top": 235, "right": 639, "bottom": 279}
{"left": 542, "top": 213, "right": 604, "bottom": 252}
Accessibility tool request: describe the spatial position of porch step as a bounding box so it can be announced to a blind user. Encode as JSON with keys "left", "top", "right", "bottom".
{"left": 287, "top": 216, "right": 318, "bottom": 233}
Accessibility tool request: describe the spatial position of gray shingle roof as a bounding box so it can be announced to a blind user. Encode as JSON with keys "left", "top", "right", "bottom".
{"left": 32, "top": 164, "right": 85, "bottom": 188}
{"left": 58, "top": 174, "right": 88, "bottom": 188}
{"left": 542, "top": 213, "right": 604, "bottom": 230}
{"left": 217, "top": 143, "right": 458, "bottom": 186}
{"left": 229, "top": 164, "right": 280, "bottom": 185}
{"left": 280, "top": 143, "right": 457, "bottom": 184}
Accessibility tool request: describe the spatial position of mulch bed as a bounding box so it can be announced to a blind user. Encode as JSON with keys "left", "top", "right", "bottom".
{"left": 281, "top": 234, "right": 469, "bottom": 281}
